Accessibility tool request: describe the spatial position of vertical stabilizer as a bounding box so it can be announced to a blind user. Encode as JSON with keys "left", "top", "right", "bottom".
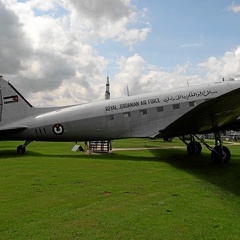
{"left": 0, "top": 77, "right": 35, "bottom": 126}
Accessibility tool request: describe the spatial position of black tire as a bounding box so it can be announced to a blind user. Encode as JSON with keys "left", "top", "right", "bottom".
{"left": 211, "top": 146, "right": 231, "bottom": 164}
{"left": 187, "top": 141, "right": 202, "bottom": 155}
{"left": 163, "top": 137, "right": 172, "bottom": 142}
{"left": 17, "top": 145, "right": 26, "bottom": 155}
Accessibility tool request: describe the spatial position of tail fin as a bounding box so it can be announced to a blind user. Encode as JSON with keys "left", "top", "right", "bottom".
{"left": 0, "top": 76, "right": 35, "bottom": 126}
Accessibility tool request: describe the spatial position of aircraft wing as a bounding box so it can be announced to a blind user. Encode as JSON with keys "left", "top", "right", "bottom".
{"left": 160, "top": 88, "right": 240, "bottom": 137}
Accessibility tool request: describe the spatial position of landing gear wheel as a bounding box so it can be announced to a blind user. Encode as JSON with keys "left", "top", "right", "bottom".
{"left": 211, "top": 146, "right": 231, "bottom": 164}
{"left": 17, "top": 145, "right": 26, "bottom": 155}
{"left": 163, "top": 137, "right": 173, "bottom": 142}
{"left": 187, "top": 141, "right": 202, "bottom": 155}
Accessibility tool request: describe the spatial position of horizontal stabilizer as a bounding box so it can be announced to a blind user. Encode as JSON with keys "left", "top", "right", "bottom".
{"left": 0, "top": 125, "right": 27, "bottom": 134}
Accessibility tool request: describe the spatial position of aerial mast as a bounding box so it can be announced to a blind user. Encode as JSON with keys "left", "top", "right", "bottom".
{"left": 105, "top": 74, "right": 110, "bottom": 100}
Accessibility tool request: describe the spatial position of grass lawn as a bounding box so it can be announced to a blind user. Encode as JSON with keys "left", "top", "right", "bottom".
{"left": 1, "top": 139, "right": 240, "bottom": 239}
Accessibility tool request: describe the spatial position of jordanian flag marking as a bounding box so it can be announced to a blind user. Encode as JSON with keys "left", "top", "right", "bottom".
{"left": 4, "top": 95, "right": 19, "bottom": 104}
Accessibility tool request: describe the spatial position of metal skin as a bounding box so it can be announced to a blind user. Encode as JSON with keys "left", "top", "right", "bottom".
{"left": 0, "top": 76, "right": 240, "bottom": 162}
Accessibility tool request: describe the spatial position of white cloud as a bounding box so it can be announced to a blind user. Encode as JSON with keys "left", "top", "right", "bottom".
{"left": 0, "top": 0, "right": 151, "bottom": 106}
{"left": 112, "top": 55, "right": 198, "bottom": 97}
{"left": 1, "top": 0, "right": 240, "bottom": 108}
{"left": 198, "top": 46, "right": 240, "bottom": 81}
{"left": 66, "top": 0, "right": 151, "bottom": 48}
{"left": 112, "top": 47, "right": 240, "bottom": 99}
{"left": 228, "top": 3, "right": 240, "bottom": 13}
{"left": 69, "top": 0, "right": 132, "bottom": 22}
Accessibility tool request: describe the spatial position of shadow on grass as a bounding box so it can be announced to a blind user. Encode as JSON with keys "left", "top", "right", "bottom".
{"left": 0, "top": 150, "right": 24, "bottom": 158}
{"left": 1, "top": 146, "right": 240, "bottom": 196}
{"left": 147, "top": 148, "right": 240, "bottom": 197}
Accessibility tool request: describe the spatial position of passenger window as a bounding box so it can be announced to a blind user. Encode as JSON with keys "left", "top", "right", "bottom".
{"left": 123, "top": 112, "right": 131, "bottom": 118}
{"left": 189, "top": 101, "right": 196, "bottom": 107}
{"left": 157, "top": 106, "right": 164, "bottom": 112}
{"left": 106, "top": 115, "right": 114, "bottom": 121}
{"left": 173, "top": 104, "right": 180, "bottom": 109}
{"left": 140, "top": 109, "right": 147, "bottom": 115}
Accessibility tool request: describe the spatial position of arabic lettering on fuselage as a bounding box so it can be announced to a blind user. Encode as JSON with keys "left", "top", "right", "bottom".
{"left": 105, "top": 90, "right": 217, "bottom": 111}
{"left": 163, "top": 90, "right": 218, "bottom": 103}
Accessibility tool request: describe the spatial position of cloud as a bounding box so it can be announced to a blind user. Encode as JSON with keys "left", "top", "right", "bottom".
{"left": 112, "top": 47, "right": 240, "bottom": 98}
{"left": 0, "top": 2, "right": 31, "bottom": 74}
{"left": 228, "top": 2, "right": 240, "bottom": 13}
{"left": 112, "top": 55, "right": 199, "bottom": 97}
{"left": 69, "top": 0, "right": 132, "bottom": 22}
{"left": 66, "top": 0, "right": 151, "bottom": 48}
{"left": 198, "top": 46, "right": 240, "bottom": 81}
{"left": 1, "top": 0, "right": 109, "bottom": 97}
{"left": 0, "top": 0, "right": 151, "bottom": 106}
{"left": 1, "top": 0, "right": 240, "bottom": 108}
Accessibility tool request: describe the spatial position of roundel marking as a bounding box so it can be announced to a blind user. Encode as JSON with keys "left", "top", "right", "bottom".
{"left": 52, "top": 123, "right": 64, "bottom": 135}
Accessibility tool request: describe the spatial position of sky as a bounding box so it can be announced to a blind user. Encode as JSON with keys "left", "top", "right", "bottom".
{"left": 1, "top": 0, "right": 240, "bottom": 107}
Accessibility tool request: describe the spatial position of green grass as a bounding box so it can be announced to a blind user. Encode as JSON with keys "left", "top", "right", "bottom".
{"left": 1, "top": 139, "right": 240, "bottom": 239}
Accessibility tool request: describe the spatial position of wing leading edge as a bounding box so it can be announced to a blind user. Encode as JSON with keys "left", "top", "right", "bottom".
{"left": 160, "top": 88, "right": 240, "bottom": 137}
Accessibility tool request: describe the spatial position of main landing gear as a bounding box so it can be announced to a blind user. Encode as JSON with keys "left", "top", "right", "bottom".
{"left": 179, "top": 133, "right": 231, "bottom": 164}
{"left": 210, "top": 132, "right": 231, "bottom": 164}
{"left": 17, "top": 140, "right": 33, "bottom": 154}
